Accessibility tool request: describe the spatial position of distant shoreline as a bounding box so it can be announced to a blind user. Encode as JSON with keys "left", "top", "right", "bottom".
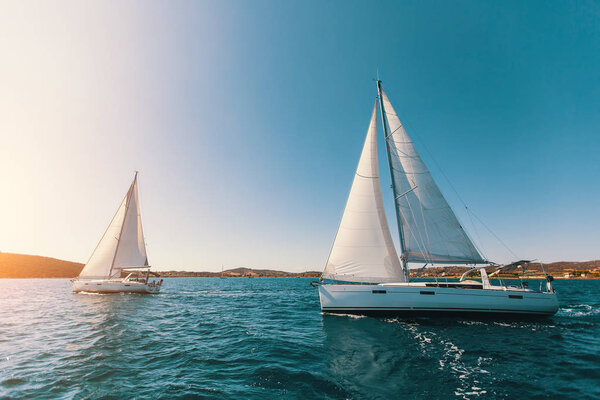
{"left": 1, "top": 252, "right": 599, "bottom": 279}
{"left": 1, "top": 274, "right": 599, "bottom": 280}
{"left": 2, "top": 276, "right": 599, "bottom": 280}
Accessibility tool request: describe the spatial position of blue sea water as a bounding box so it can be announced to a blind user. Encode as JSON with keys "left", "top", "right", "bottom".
{"left": 0, "top": 278, "right": 598, "bottom": 399}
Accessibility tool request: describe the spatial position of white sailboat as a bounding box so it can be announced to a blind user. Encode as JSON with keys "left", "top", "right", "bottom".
{"left": 316, "top": 81, "right": 558, "bottom": 317}
{"left": 72, "top": 173, "right": 163, "bottom": 294}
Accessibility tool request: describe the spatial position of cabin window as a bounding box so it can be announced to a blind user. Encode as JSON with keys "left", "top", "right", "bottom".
{"left": 509, "top": 295, "right": 523, "bottom": 299}
{"left": 420, "top": 291, "right": 435, "bottom": 295}
{"left": 372, "top": 290, "right": 387, "bottom": 294}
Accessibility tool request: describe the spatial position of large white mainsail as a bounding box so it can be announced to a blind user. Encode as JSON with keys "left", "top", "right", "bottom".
{"left": 378, "top": 82, "right": 485, "bottom": 264}
{"left": 78, "top": 173, "right": 148, "bottom": 280}
{"left": 323, "top": 103, "right": 406, "bottom": 283}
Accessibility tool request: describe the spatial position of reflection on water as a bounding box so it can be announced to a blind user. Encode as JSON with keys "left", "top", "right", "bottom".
{"left": 0, "top": 278, "right": 598, "bottom": 399}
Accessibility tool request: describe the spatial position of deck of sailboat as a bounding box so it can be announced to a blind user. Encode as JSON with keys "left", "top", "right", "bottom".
{"left": 323, "top": 280, "right": 545, "bottom": 293}
{"left": 378, "top": 281, "right": 541, "bottom": 292}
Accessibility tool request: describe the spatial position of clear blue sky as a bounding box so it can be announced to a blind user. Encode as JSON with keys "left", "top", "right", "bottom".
{"left": 1, "top": 0, "right": 599, "bottom": 271}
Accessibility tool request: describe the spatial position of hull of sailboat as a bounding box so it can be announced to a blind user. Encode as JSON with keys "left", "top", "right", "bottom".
{"left": 318, "top": 284, "right": 559, "bottom": 317}
{"left": 72, "top": 280, "right": 161, "bottom": 294}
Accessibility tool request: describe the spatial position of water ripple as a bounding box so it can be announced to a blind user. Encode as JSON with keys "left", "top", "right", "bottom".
{"left": 0, "top": 278, "right": 598, "bottom": 399}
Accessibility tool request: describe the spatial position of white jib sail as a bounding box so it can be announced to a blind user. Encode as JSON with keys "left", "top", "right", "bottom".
{"left": 323, "top": 102, "right": 406, "bottom": 283}
{"left": 78, "top": 174, "right": 148, "bottom": 280}
{"left": 380, "top": 88, "right": 485, "bottom": 264}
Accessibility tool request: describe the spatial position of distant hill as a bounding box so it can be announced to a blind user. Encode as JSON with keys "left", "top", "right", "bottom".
{"left": 0, "top": 253, "right": 84, "bottom": 278}
{"left": 1, "top": 252, "right": 597, "bottom": 279}
{"left": 540, "top": 260, "right": 600, "bottom": 273}
{"left": 0, "top": 253, "right": 320, "bottom": 278}
{"left": 412, "top": 260, "right": 600, "bottom": 279}
{"left": 158, "top": 267, "right": 321, "bottom": 278}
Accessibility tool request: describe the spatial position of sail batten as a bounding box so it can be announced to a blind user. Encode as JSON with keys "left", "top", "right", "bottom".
{"left": 322, "top": 103, "right": 406, "bottom": 283}
{"left": 379, "top": 85, "right": 486, "bottom": 265}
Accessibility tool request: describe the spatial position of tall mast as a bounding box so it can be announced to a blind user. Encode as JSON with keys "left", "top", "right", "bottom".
{"left": 377, "top": 80, "right": 409, "bottom": 281}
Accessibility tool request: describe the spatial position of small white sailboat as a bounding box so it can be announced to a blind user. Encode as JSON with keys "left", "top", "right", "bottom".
{"left": 72, "top": 172, "right": 163, "bottom": 294}
{"left": 316, "top": 81, "right": 558, "bottom": 317}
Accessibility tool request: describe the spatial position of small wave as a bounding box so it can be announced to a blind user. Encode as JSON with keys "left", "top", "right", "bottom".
{"left": 2, "top": 378, "right": 25, "bottom": 387}
{"left": 75, "top": 291, "right": 109, "bottom": 296}
{"left": 65, "top": 343, "right": 85, "bottom": 351}
{"left": 322, "top": 312, "right": 366, "bottom": 319}
{"left": 250, "top": 366, "right": 349, "bottom": 398}
{"left": 492, "top": 322, "right": 516, "bottom": 327}
{"left": 458, "top": 320, "right": 486, "bottom": 326}
{"left": 559, "top": 304, "right": 599, "bottom": 317}
{"left": 438, "top": 339, "right": 494, "bottom": 399}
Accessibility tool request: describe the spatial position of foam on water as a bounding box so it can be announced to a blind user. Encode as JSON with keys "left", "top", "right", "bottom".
{"left": 0, "top": 278, "right": 598, "bottom": 399}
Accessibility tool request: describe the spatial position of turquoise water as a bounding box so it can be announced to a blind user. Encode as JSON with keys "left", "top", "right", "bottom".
{"left": 0, "top": 278, "right": 598, "bottom": 399}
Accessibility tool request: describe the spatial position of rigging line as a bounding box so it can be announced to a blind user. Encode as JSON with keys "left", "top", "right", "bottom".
{"left": 395, "top": 185, "right": 418, "bottom": 200}
{"left": 384, "top": 124, "right": 405, "bottom": 140}
{"left": 387, "top": 141, "right": 431, "bottom": 264}
{"left": 390, "top": 173, "right": 430, "bottom": 264}
{"left": 453, "top": 210, "right": 483, "bottom": 261}
{"left": 403, "top": 192, "right": 433, "bottom": 265}
{"left": 408, "top": 142, "right": 434, "bottom": 262}
{"left": 391, "top": 110, "right": 435, "bottom": 263}
{"left": 469, "top": 211, "right": 520, "bottom": 260}
{"left": 385, "top": 86, "right": 514, "bottom": 261}
{"left": 401, "top": 211, "right": 431, "bottom": 265}
{"left": 465, "top": 206, "right": 489, "bottom": 261}
{"left": 413, "top": 263, "right": 428, "bottom": 277}
{"left": 385, "top": 129, "right": 432, "bottom": 265}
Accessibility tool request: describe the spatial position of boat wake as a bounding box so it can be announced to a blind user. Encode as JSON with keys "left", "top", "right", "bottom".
{"left": 379, "top": 318, "right": 495, "bottom": 399}
{"left": 76, "top": 291, "right": 109, "bottom": 296}
{"left": 559, "top": 304, "right": 599, "bottom": 317}
{"left": 322, "top": 312, "right": 366, "bottom": 319}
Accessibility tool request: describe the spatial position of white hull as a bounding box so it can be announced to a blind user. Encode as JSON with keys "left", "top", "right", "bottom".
{"left": 72, "top": 280, "right": 161, "bottom": 294}
{"left": 318, "top": 283, "right": 559, "bottom": 317}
